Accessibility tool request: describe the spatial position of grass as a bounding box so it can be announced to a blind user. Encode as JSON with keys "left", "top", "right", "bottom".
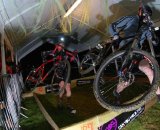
{"left": 20, "top": 84, "right": 160, "bottom": 130}
{"left": 20, "top": 97, "right": 52, "bottom": 130}
{"left": 123, "top": 102, "right": 160, "bottom": 130}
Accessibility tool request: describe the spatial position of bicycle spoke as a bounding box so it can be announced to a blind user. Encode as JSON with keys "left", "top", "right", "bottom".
{"left": 99, "top": 76, "right": 119, "bottom": 92}
{"left": 82, "top": 62, "right": 95, "bottom": 66}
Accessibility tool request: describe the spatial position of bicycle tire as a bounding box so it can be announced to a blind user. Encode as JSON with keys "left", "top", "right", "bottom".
{"left": 93, "top": 49, "right": 160, "bottom": 112}
{"left": 79, "top": 52, "right": 99, "bottom": 75}
{"left": 50, "top": 59, "right": 71, "bottom": 95}
{"left": 25, "top": 67, "right": 44, "bottom": 90}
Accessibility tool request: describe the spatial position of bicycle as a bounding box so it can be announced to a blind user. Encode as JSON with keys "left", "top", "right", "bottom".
{"left": 93, "top": 3, "right": 160, "bottom": 112}
{"left": 24, "top": 33, "right": 92, "bottom": 94}
{"left": 24, "top": 36, "right": 73, "bottom": 94}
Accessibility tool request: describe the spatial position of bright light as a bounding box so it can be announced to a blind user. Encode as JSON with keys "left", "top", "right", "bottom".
{"left": 155, "top": 27, "right": 159, "bottom": 31}
{"left": 60, "top": 37, "right": 65, "bottom": 42}
{"left": 64, "top": 0, "right": 82, "bottom": 18}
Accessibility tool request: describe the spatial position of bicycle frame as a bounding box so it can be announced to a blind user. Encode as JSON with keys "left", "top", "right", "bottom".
{"left": 33, "top": 59, "right": 55, "bottom": 83}
{"left": 117, "top": 29, "right": 158, "bottom": 82}
{"left": 121, "top": 27, "right": 158, "bottom": 66}
{"left": 82, "top": 38, "right": 127, "bottom": 71}
{"left": 52, "top": 42, "right": 81, "bottom": 71}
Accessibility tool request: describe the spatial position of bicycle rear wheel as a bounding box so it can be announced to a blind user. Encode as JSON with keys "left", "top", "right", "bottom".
{"left": 93, "top": 49, "right": 160, "bottom": 112}
{"left": 25, "top": 67, "right": 43, "bottom": 90}
{"left": 80, "top": 52, "right": 99, "bottom": 75}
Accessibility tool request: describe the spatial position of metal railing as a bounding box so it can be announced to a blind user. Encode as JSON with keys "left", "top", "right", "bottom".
{"left": 0, "top": 73, "right": 24, "bottom": 130}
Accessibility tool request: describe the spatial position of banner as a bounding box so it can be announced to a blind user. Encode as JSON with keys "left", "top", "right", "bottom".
{"left": 98, "top": 106, "right": 145, "bottom": 130}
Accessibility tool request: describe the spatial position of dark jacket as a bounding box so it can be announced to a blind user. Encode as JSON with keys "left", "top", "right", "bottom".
{"left": 109, "top": 15, "right": 139, "bottom": 37}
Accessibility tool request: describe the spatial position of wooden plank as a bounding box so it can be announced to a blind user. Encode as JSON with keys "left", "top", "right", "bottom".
{"left": 61, "top": 97, "right": 157, "bottom": 130}
{"left": 33, "top": 93, "right": 60, "bottom": 130}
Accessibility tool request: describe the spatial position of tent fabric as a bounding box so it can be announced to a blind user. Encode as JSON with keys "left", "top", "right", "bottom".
{"left": 0, "top": 0, "right": 160, "bottom": 61}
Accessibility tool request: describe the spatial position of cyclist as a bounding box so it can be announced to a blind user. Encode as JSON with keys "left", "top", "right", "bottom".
{"left": 54, "top": 63, "right": 76, "bottom": 114}
{"left": 109, "top": 5, "right": 160, "bottom": 100}
{"left": 109, "top": 5, "right": 154, "bottom": 47}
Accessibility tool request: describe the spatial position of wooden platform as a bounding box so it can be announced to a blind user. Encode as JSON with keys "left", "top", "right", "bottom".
{"left": 30, "top": 76, "right": 158, "bottom": 130}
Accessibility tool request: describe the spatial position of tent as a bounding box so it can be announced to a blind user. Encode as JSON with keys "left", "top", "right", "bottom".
{"left": 0, "top": 0, "right": 160, "bottom": 62}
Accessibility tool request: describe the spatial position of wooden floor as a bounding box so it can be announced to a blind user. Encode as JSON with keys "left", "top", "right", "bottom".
{"left": 22, "top": 76, "right": 157, "bottom": 130}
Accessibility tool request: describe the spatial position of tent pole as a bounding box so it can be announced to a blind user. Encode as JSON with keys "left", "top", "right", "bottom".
{"left": 0, "top": 32, "right": 6, "bottom": 74}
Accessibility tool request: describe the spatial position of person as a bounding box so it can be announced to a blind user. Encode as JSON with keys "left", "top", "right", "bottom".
{"left": 109, "top": 5, "right": 160, "bottom": 100}
{"left": 54, "top": 63, "right": 76, "bottom": 114}
{"left": 109, "top": 5, "right": 154, "bottom": 47}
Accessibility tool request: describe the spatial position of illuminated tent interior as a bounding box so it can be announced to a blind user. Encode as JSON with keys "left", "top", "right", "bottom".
{"left": 0, "top": 0, "right": 160, "bottom": 63}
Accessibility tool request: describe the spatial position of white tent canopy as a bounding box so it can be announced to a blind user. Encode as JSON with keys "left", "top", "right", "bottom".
{"left": 0, "top": 0, "right": 160, "bottom": 61}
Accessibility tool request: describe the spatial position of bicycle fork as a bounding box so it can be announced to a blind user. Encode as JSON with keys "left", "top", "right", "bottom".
{"left": 118, "top": 38, "right": 139, "bottom": 82}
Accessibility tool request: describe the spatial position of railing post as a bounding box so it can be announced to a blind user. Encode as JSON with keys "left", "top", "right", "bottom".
{"left": 0, "top": 32, "right": 6, "bottom": 74}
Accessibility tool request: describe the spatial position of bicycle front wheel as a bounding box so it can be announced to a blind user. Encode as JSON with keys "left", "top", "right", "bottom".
{"left": 93, "top": 49, "right": 160, "bottom": 112}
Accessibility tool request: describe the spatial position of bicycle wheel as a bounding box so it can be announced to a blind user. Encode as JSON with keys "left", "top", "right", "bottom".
{"left": 80, "top": 52, "right": 99, "bottom": 75}
{"left": 50, "top": 59, "right": 71, "bottom": 95}
{"left": 25, "top": 67, "right": 43, "bottom": 90}
{"left": 93, "top": 49, "right": 160, "bottom": 112}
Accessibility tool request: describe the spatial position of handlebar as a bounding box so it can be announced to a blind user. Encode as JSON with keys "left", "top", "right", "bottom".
{"left": 41, "top": 44, "right": 78, "bottom": 62}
